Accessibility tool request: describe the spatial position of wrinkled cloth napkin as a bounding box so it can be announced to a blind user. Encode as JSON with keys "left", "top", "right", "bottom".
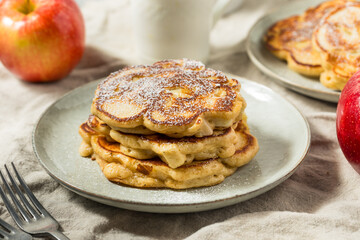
{"left": 1, "top": 0, "right": 360, "bottom": 239}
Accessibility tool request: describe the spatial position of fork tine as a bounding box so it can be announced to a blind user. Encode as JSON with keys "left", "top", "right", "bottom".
{"left": 0, "top": 170, "right": 31, "bottom": 222}
{"left": 0, "top": 185, "right": 24, "bottom": 227}
{"left": 4, "top": 165, "right": 40, "bottom": 219}
{"left": 0, "top": 218, "right": 13, "bottom": 238}
{"left": 11, "top": 163, "right": 50, "bottom": 216}
{"left": 1, "top": 164, "right": 68, "bottom": 239}
{"left": 0, "top": 218, "right": 32, "bottom": 240}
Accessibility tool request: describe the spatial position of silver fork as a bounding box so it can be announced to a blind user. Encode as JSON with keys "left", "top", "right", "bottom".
{"left": 0, "top": 218, "right": 32, "bottom": 240}
{"left": 0, "top": 163, "right": 69, "bottom": 240}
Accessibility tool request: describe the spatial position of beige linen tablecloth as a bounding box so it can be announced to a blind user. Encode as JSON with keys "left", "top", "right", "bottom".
{"left": 1, "top": 0, "right": 360, "bottom": 239}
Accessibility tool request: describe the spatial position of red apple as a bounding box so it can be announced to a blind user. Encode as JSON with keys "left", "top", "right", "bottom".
{"left": 0, "top": 0, "right": 85, "bottom": 82}
{"left": 336, "top": 70, "right": 360, "bottom": 174}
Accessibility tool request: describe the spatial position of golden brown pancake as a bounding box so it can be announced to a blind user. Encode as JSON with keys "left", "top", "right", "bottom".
{"left": 83, "top": 114, "right": 244, "bottom": 169}
{"left": 109, "top": 125, "right": 240, "bottom": 168}
{"left": 91, "top": 59, "right": 246, "bottom": 138}
{"left": 79, "top": 120, "right": 259, "bottom": 189}
{"left": 80, "top": 59, "right": 259, "bottom": 189}
{"left": 264, "top": 0, "right": 353, "bottom": 77}
{"left": 312, "top": 2, "right": 360, "bottom": 90}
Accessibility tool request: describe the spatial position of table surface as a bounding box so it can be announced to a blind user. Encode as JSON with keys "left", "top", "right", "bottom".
{"left": 0, "top": 0, "right": 359, "bottom": 239}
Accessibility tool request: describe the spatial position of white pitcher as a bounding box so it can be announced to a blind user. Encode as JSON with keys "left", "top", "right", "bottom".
{"left": 131, "top": 0, "right": 232, "bottom": 64}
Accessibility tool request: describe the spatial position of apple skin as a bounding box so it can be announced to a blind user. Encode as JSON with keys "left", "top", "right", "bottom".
{"left": 336, "top": 70, "right": 360, "bottom": 174}
{"left": 0, "top": 0, "right": 85, "bottom": 82}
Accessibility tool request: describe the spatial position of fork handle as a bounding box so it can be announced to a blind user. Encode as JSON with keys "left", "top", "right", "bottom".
{"left": 47, "top": 231, "right": 70, "bottom": 240}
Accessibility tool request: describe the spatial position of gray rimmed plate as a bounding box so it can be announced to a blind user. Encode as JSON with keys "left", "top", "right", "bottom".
{"left": 32, "top": 76, "right": 310, "bottom": 213}
{"left": 246, "top": 0, "right": 340, "bottom": 103}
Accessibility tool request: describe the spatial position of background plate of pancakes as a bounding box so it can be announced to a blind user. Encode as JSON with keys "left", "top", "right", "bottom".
{"left": 246, "top": 0, "right": 340, "bottom": 103}
{"left": 33, "top": 75, "right": 310, "bottom": 213}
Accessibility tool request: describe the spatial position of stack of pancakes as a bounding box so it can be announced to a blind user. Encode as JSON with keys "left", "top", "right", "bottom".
{"left": 264, "top": 0, "right": 360, "bottom": 90}
{"left": 78, "top": 59, "right": 259, "bottom": 189}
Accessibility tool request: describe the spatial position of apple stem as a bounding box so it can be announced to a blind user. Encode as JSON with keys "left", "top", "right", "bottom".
{"left": 26, "top": 0, "right": 31, "bottom": 13}
{"left": 18, "top": 0, "right": 34, "bottom": 15}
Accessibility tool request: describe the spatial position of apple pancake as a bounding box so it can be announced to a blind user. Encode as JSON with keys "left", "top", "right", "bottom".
{"left": 79, "top": 120, "right": 259, "bottom": 189}
{"left": 91, "top": 58, "right": 246, "bottom": 138}
{"left": 109, "top": 125, "right": 240, "bottom": 169}
{"left": 312, "top": 2, "right": 360, "bottom": 90}
{"left": 264, "top": 0, "right": 352, "bottom": 77}
{"left": 83, "top": 114, "right": 244, "bottom": 169}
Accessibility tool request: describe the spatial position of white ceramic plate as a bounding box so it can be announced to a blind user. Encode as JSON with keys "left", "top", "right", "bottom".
{"left": 246, "top": 0, "right": 340, "bottom": 103}
{"left": 32, "top": 76, "right": 310, "bottom": 213}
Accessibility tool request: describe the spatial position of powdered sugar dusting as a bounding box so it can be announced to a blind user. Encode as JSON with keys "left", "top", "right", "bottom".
{"left": 272, "top": 0, "right": 354, "bottom": 46}
{"left": 94, "top": 59, "right": 240, "bottom": 125}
